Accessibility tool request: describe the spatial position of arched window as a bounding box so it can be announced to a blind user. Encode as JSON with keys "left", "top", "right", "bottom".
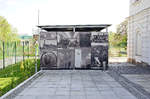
{"left": 136, "top": 31, "right": 142, "bottom": 56}
{"left": 131, "top": 0, "right": 139, "bottom": 4}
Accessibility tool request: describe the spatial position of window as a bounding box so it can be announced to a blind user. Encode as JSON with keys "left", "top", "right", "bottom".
{"left": 131, "top": 0, "right": 140, "bottom": 4}
{"left": 136, "top": 31, "right": 142, "bottom": 56}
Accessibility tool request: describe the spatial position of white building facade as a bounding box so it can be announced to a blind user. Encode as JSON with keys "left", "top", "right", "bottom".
{"left": 128, "top": 0, "right": 150, "bottom": 65}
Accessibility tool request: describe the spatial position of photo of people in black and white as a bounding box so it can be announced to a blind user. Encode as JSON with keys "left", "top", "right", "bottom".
{"left": 91, "top": 45, "right": 108, "bottom": 68}
{"left": 57, "top": 49, "right": 74, "bottom": 69}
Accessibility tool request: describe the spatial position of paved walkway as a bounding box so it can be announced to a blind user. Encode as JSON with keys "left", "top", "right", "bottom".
{"left": 14, "top": 70, "right": 136, "bottom": 99}
{"left": 109, "top": 62, "right": 150, "bottom": 99}
{"left": 123, "top": 74, "right": 150, "bottom": 93}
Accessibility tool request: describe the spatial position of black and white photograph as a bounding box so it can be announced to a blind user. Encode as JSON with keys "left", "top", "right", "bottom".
{"left": 57, "top": 48, "right": 74, "bottom": 69}
{"left": 79, "top": 33, "right": 91, "bottom": 47}
{"left": 91, "top": 45, "right": 108, "bottom": 68}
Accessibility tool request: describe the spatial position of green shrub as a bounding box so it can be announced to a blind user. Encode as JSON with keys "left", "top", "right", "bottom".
{"left": 0, "top": 59, "right": 40, "bottom": 96}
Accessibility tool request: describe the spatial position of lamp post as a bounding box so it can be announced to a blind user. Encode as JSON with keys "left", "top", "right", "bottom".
{"left": 35, "top": 41, "right": 38, "bottom": 73}
{"left": 35, "top": 9, "right": 40, "bottom": 73}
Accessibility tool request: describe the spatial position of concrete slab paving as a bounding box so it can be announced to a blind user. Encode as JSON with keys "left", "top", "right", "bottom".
{"left": 123, "top": 74, "right": 150, "bottom": 93}
{"left": 14, "top": 70, "right": 137, "bottom": 99}
{"left": 109, "top": 62, "right": 150, "bottom": 99}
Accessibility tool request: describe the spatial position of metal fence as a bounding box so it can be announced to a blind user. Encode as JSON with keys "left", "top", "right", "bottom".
{"left": 0, "top": 41, "right": 36, "bottom": 69}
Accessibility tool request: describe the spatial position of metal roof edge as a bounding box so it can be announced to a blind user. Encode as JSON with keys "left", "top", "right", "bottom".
{"left": 37, "top": 24, "right": 111, "bottom": 28}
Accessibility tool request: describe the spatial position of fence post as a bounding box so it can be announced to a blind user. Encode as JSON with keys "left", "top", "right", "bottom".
{"left": 28, "top": 41, "right": 29, "bottom": 59}
{"left": 15, "top": 42, "right": 16, "bottom": 64}
{"left": 7, "top": 42, "right": 9, "bottom": 57}
{"left": 35, "top": 41, "right": 37, "bottom": 73}
{"left": 23, "top": 41, "right": 24, "bottom": 61}
{"left": 3, "top": 42, "right": 5, "bottom": 69}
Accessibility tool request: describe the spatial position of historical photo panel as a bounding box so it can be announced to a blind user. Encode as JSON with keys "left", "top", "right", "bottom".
{"left": 39, "top": 27, "right": 109, "bottom": 70}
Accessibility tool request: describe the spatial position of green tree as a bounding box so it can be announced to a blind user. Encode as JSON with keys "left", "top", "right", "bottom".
{"left": 109, "top": 32, "right": 127, "bottom": 49}
{"left": 0, "top": 16, "right": 19, "bottom": 42}
{"left": 117, "top": 19, "right": 128, "bottom": 34}
{"left": 109, "top": 32, "right": 127, "bottom": 57}
{"left": 109, "top": 19, "right": 128, "bottom": 57}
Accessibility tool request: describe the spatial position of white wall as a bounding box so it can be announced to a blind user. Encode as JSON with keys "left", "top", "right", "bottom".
{"left": 130, "top": 0, "right": 150, "bottom": 16}
{"left": 128, "top": 1, "right": 150, "bottom": 65}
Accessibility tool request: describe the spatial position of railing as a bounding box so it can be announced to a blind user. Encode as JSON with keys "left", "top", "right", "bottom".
{"left": 0, "top": 41, "right": 37, "bottom": 69}
{"left": 0, "top": 40, "right": 40, "bottom": 96}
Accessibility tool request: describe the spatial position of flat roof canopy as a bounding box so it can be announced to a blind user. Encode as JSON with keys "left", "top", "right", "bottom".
{"left": 38, "top": 24, "right": 111, "bottom": 32}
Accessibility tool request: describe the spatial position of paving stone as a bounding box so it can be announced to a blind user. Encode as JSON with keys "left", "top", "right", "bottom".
{"left": 98, "top": 87, "right": 112, "bottom": 91}
{"left": 85, "top": 88, "right": 98, "bottom": 91}
{"left": 118, "top": 95, "right": 137, "bottom": 99}
{"left": 13, "top": 70, "right": 137, "bottom": 99}
{"left": 36, "top": 95, "right": 52, "bottom": 99}
{"left": 100, "top": 95, "right": 120, "bottom": 99}
{"left": 96, "top": 84, "right": 111, "bottom": 89}
{"left": 86, "top": 91, "right": 100, "bottom": 95}
{"left": 15, "top": 95, "right": 36, "bottom": 99}
{"left": 70, "top": 91, "right": 85, "bottom": 96}
{"left": 70, "top": 95, "right": 86, "bottom": 99}
{"left": 86, "top": 95, "right": 103, "bottom": 99}
{"left": 113, "top": 88, "right": 133, "bottom": 96}
{"left": 57, "top": 88, "right": 70, "bottom": 91}
{"left": 55, "top": 90, "right": 69, "bottom": 96}
{"left": 107, "top": 81, "right": 123, "bottom": 87}
{"left": 52, "top": 96, "right": 70, "bottom": 99}
{"left": 100, "top": 90, "right": 116, "bottom": 96}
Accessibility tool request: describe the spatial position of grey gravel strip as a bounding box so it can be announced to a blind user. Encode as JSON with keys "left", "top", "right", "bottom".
{"left": 107, "top": 70, "right": 150, "bottom": 99}
{"left": 109, "top": 65, "right": 150, "bottom": 74}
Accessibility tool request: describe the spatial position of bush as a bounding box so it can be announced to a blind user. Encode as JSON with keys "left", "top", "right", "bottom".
{"left": 0, "top": 59, "right": 40, "bottom": 96}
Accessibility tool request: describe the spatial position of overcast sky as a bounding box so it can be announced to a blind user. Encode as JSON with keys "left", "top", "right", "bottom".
{"left": 0, "top": 0, "right": 129, "bottom": 35}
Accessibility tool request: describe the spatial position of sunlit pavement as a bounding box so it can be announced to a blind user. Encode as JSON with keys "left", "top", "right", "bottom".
{"left": 14, "top": 70, "right": 137, "bottom": 99}
{"left": 109, "top": 57, "right": 127, "bottom": 63}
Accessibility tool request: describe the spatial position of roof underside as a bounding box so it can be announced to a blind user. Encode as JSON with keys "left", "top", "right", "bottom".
{"left": 38, "top": 24, "right": 111, "bottom": 32}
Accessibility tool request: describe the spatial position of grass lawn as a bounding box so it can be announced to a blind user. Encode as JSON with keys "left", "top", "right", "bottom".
{"left": 0, "top": 59, "right": 40, "bottom": 96}
{"left": 109, "top": 46, "right": 127, "bottom": 57}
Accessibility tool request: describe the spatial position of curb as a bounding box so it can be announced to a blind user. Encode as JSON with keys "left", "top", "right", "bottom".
{"left": 0, "top": 70, "right": 43, "bottom": 99}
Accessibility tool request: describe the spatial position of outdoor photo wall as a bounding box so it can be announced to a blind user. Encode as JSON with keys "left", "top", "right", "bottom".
{"left": 40, "top": 32, "right": 57, "bottom": 69}
{"left": 39, "top": 31, "right": 108, "bottom": 69}
{"left": 91, "top": 32, "right": 108, "bottom": 68}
